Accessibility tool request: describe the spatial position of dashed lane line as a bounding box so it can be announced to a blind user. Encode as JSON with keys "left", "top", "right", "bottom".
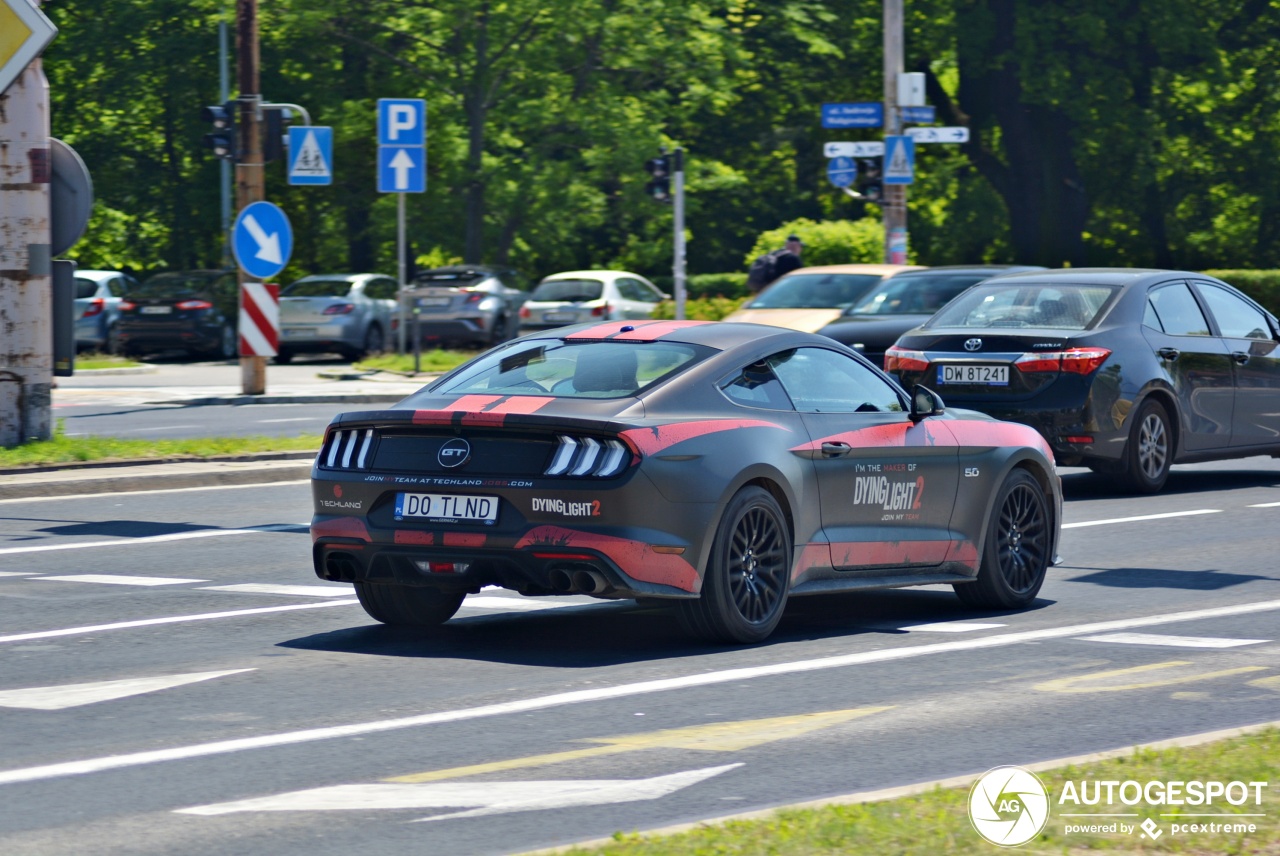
{"left": 0, "top": 480, "right": 311, "bottom": 505}
{"left": 39, "top": 575, "right": 209, "bottom": 587}
{"left": 0, "top": 523, "right": 307, "bottom": 555}
{"left": 1061, "top": 509, "right": 1221, "bottom": 529}
{"left": 2, "top": 597, "right": 1279, "bottom": 787}
{"left": 1075, "top": 632, "right": 1270, "bottom": 649}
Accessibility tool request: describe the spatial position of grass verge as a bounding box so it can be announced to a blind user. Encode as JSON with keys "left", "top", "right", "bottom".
{"left": 559, "top": 727, "right": 1278, "bottom": 855}
{"left": 0, "top": 426, "right": 322, "bottom": 469}
{"left": 354, "top": 349, "right": 479, "bottom": 375}
{"left": 73, "top": 352, "right": 146, "bottom": 370}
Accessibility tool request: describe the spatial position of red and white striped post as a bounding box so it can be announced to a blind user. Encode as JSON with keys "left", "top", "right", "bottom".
{"left": 238, "top": 281, "right": 279, "bottom": 357}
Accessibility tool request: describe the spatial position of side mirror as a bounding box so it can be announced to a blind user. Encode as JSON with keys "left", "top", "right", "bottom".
{"left": 909, "top": 384, "right": 945, "bottom": 422}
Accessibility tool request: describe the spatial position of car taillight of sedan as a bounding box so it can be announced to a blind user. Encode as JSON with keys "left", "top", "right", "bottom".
{"left": 519, "top": 306, "right": 531, "bottom": 319}
{"left": 322, "top": 303, "right": 356, "bottom": 315}
{"left": 590, "top": 302, "right": 611, "bottom": 317}
{"left": 81, "top": 297, "right": 105, "bottom": 318}
{"left": 1014, "top": 347, "right": 1111, "bottom": 375}
{"left": 119, "top": 300, "right": 137, "bottom": 311}
{"left": 175, "top": 299, "right": 214, "bottom": 310}
{"left": 884, "top": 345, "right": 929, "bottom": 372}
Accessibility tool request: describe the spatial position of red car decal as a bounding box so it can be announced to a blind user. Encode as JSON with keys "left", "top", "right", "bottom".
{"left": 939, "top": 419, "right": 1055, "bottom": 461}
{"left": 610, "top": 320, "right": 713, "bottom": 341}
{"left": 791, "top": 538, "right": 980, "bottom": 578}
{"left": 415, "top": 394, "right": 556, "bottom": 427}
{"left": 443, "top": 532, "right": 488, "bottom": 547}
{"left": 792, "top": 418, "right": 1052, "bottom": 460}
{"left": 564, "top": 320, "right": 662, "bottom": 340}
{"left": 623, "top": 419, "right": 790, "bottom": 456}
{"left": 311, "top": 516, "right": 371, "bottom": 544}
{"left": 791, "top": 543, "right": 832, "bottom": 578}
{"left": 393, "top": 530, "right": 435, "bottom": 546}
{"left": 515, "top": 525, "right": 699, "bottom": 591}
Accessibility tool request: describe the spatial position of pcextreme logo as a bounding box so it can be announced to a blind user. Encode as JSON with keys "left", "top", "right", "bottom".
{"left": 968, "top": 766, "right": 1051, "bottom": 847}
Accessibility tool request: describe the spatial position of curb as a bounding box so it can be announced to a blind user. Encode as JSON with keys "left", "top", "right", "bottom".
{"left": 147, "top": 393, "right": 412, "bottom": 406}
{"left": 0, "top": 455, "right": 315, "bottom": 500}
{"left": 520, "top": 718, "right": 1280, "bottom": 855}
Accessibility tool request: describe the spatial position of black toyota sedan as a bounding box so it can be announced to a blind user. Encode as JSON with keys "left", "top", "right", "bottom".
{"left": 819, "top": 265, "right": 1044, "bottom": 369}
{"left": 885, "top": 269, "right": 1280, "bottom": 493}
{"left": 311, "top": 319, "right": 1061, "bottom": 643}
{"left": 116, "top": 270, "right": 239, "bottom": 359}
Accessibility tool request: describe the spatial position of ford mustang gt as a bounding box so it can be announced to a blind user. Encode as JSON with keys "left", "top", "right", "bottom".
{"left": 311, "top": 319, "right": 1062, "bottom": 643}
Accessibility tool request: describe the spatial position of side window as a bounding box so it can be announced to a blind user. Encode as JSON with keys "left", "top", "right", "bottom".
{"left": 365, "top": 278, "right": 397, "bottom": 301}
{"left": 638, "top": 279, "right": 666, "bottom": 302}
{"left": 110, "top": 277, "right": 126, "bottom": 297}
{"left": 1196, "top": 283, "right": 1272, "bottom": 340}
{"left": 768, "top": 347, "right": 904, "bottom": 413}
{"left": 1143, "top": 300, "right": 1163, "bottom": 331}
{"left": 616, "top": 279, "right": 641, "bottom": 301}
{"left": 720, "top": 360, "right": 793, "bottom": 410}
{"left": 1148, "top": 283, "right": 1210, "bottom": 336}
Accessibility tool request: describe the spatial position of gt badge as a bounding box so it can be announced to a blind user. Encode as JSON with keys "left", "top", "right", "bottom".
{"left": 438, "top": 438, "right": 472, "bottom": 469}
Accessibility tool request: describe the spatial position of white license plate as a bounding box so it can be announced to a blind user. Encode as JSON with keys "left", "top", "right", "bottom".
{"left": 283, "top": 328, "right": 314, "bottom": 338}
{"left": 938, "top": 364, "right": 1008, "bottom": 385}
{"left": 140, "top": 306, "right": 172, "bottom": 315}
{"left": 417, "top": 296, "right": 453, "bottom": 308}
{"left": 544, "top": 312, "right": 577, "bottom": 322}
{"left": 394, "top": 492, "right": 499, "bottom": 524}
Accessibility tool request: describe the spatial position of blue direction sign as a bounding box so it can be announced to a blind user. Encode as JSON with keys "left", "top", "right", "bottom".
{"left": 883, "top": 135, "right": 916, "bottom": 185}
{"left": 377, "top": 98, "right": 426, "bottom": 193}
{"left": 287, "top": 126, "right": 333, "bottom": 186}
{"left": 826, "top": 156, "right": 857, "bottom": 189}
{"left": 232, "top": 201, "right": 293, "bottom": 280}
{"left": 900, "top": 105, "right": 936, "bottom": 124}
{"left": 821, "top": 102, "right": 883, "bottom": 129}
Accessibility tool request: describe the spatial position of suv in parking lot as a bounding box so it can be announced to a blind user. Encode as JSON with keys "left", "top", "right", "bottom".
{"left": 404, "top": 265, "right": 528, "bottom": 347}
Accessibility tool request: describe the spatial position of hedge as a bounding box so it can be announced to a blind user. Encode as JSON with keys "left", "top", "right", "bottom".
{"left": 650, "top": 272, "right": 751, "bottom": 300}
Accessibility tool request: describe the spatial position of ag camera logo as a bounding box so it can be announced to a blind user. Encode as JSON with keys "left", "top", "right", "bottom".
{"left": 969, "top": 766, "right": 1050, "bottom": 847}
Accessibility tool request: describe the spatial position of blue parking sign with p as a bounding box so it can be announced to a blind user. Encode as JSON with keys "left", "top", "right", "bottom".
{"left": 378, "top": 99, "right": 426, "bottom": 146}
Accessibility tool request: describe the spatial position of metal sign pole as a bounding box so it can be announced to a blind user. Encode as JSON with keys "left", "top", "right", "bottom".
{"left": 398, "top": 192, "right": 407, "bottom": 354}
{"left": 672, "top": 148, "right": 687, "bottom": 321}
{"left": 882, "top": 0, "right": 908, "bottom": 264}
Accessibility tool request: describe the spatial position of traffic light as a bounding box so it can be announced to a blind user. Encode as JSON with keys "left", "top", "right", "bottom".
{"left": 644, "top": 152, "right": 671, "bottom": 203}
{"left": 857, "top": 157, "right": 882, "bottom": 203}
{"left": 201, "top": 101, "right": 237, "bottom": 161}
{"left": 262, "top": 106, "right": 291, "bottom": 163}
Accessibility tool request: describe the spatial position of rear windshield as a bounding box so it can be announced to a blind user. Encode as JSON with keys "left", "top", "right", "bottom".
{"left": 927, "top": 282, "right": 1118, "bottom": 330}
{"left": 746, "top": 273, "right": 882, "bottom": 309}
{"left": 74, "top": 278, "right": 99, "bottom": 299}
{"left": 422, "top": 339, "right": 713, "bottom": 399}
{"left": 282, "top": 279, "right": 354, "bottom": 298}
{"left": 531, "top": 279, "right": 604, "bottom": 302}
{"left": 130, "top": 273, "right": 225, "bottom": 298}
{"left": 847, "top": 273, "right": 989, "bottom": 316}
{"left": 414, "top": 271, "right": 487, "bottom": 287}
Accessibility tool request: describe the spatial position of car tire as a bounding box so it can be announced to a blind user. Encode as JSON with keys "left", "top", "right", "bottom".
{"left": 1119, "top": 398, "right": 1172, "bottom": 493}
{"left": 677, "top": 485, "right": 791, "bottom": 644}
{"left": 202, "top": 324, "right": 236, "bottom": 360}
{"left": 273, "top": 348, "right": 294, "bottom": 365}
{"left": 354, "top": 581, "right": 465, "bottom": 627}
{"left": 360, "top": 324, "right": 385, "bottom": 358}
{"left": 105, "top": 323, "right": 121, "bottom": 356}
{"left": 488, "top": 315, "right": 509, "bottom": 346}
{"left": 954, "top": 468, "right": 1051, "bottom": 610}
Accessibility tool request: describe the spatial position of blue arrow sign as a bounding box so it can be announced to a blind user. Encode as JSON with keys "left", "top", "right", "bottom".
{"left": 378, "top": 146, "right": 426, "bottom": 193}
{"left": 287, "top": 126, "right": 332, "bottom": 186}
{"left": 883, "top": 135, "right": 915, "bottom": 185}
{"left": 232, "top": 201, "right": 293, "bottom": 280}
{"left": 821, "top": 102, "right": 883, "bottom": 129}
{"left": 827, "top": 156, "right": 857, "bottom": 188}
{"left": 377, "top": 98, "right": 427, "bottom": 193}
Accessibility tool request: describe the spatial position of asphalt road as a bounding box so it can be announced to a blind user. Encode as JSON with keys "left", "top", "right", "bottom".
{"left": 1, "top": 462, "right": 1279, "bottom": 855}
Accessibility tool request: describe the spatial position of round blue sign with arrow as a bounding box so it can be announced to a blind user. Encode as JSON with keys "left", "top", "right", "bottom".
{"left": 827, "top": 156, "right": 857, "bottom": 189}
{"left": 232, "top": 201, "right": 293, "bottom": 280}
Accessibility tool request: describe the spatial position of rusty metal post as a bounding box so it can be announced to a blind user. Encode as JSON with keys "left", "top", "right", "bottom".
{"left": 882, "top": 0, "right": 908, "bottom": 264}
{"left": 0, "top": 53, "right": 52, "bottom": 445}
{"left": 236, "top": 0, "right": 267, "bottom": 394}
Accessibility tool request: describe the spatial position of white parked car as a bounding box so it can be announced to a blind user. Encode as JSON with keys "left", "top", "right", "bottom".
{"left": 518, "top": 270, "right": 668, "bottom": 332}
{"left": 277, "top": 273, "right": 400, "bottom": 363}
{"left": 74, "top": 269, "right": 137, "bottom": 353}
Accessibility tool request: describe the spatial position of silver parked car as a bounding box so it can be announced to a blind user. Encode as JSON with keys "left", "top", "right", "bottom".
{"left": 518, "top": 270, "right": 667, "bottom": 332}
{"left": 277, "top": 273, "right": 400, "bottom": 363}
{"left": 405, "top": 265, "right": 529, "bottom": 347}
{"left": 74, "top": 269, "right": 137, "bottom": 353}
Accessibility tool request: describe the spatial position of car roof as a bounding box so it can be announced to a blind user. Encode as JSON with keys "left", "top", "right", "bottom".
{"left": 540, "top": 270, "right": 642, "bottom": 281}
{"left": 783, "top": 264, "right": 924, "bottom": 276}
{"left": 965, "top": 267, "right": 1193, "bottom": 287}
{"left": 74, "top": 269, "right": 126, "bottom": 280}
{"left": 523, "top": 319, "right": 836, "bottom": 352}
{"left": 890, "top": 264, "right": 1047, "bottom": 277}
{"left": 416, "top": 265, "right": 511, "bottom": 276}
{"left": 292, "top": 273, "right": 387, "bottom": 281}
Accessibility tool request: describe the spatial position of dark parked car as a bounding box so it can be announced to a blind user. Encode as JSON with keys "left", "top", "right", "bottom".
{"left": 74, "top": 269, "right": 137, "bottom": 353}
{"left": 404, "top": 265, "right": 528, "bottom": 347}
{"left": 885, "top": 268, "right": 1280, "bottom": 492}
{"left": 310, "top": 319, "right": 1061, "bottom": 644}
{"left": 819, "top": 266, "right": 1044, "bottom": 368}
{"left": 116, "top": 270, "right": 239, "bottom": 359}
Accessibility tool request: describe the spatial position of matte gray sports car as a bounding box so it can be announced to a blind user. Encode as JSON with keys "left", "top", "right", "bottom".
{"left": 311, "top": 320, "right": 1062, "bottom": 643}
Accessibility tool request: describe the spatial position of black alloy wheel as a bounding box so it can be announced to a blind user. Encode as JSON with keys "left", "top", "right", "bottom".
{"left": 1120, "top": 398, "right": 1172, "bottom": 493}
{"left": 362, "top": 324, "right": 385, "bottom": 357}
{"left": 208, "top": 324, "right": 236, "bottom": 360}
{"left": 354, "top": 581, "right": 466, "bottom": 627}
{"left": 679, "top": 486, "right": 792, "bottom": 644}
{"left": 488, "top": 314, "right": 508, "bottom": 345}
{"left": 955, "top": 468, "right": 1050, "bottom": 610}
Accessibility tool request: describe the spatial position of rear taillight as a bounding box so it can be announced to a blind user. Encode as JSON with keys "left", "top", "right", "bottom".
{"left": 120, "top": 300, "right": 137, "bottom": 311}
{"left": 590, "top": 303, "right": 611, "bottom": 318}
{"left": 1015, "top": 347, "right": 1110, "bottom": 375}
{"left": 323, "top": 303, "right": 356, "bottom": 315}
{"left": 82, "top": 297, "right": 104, "bottom": 318}
{"left": 462, "top": 291, "right": 485, "bottom": 305}
{"left": 544, "top": 435, "right": 630, "bottom": 478}
{"left": 176, "top": 299, "right": 213, "bottom": 311}
{"left": 884, "top": 346, "right": 929, "bottom": 373}
{"left": 318, "top": 428, "right": 376, "bottom": 470}
{"left": 519, "top": 306, "right": 531, "bottom": 319}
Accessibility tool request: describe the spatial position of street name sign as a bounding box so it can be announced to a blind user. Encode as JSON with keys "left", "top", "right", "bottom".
{"left": 287, "top": 126, "right": 333, "bottom": 186}
{"left": 232, "top": 201, "right": 293, "bottom": 280}
{"left": 377, "top": 98, "right": 426, "bottom": 193}
{"left": 883, "top": 135, "right": 915, "bottom": 185}
{"left": 0, "top": 0, "right": 56, "bottom": 95}
{"left": 907, "top": 126, "right": 970, "bottom": 144}
{"left": 900, "top": 106, "right": 936, "bottom": 124}
{"left": 824, "top": 141, "right": 885, "bottom": 158}
{"left": 821, "top": 102, "right": 883, "bottom": 129}
{"left": 826, "top": 156, "right": 857, "bottom": 188}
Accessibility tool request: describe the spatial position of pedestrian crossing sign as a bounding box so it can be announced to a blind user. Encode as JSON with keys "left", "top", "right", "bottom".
{"left": 287, "top": 126, "right": 333, "bottom": 186}
{"left": 883, "top": 135, "right": 915, "bottom": 185}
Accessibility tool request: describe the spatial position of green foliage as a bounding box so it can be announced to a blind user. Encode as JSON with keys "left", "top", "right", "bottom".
{"left": 1203, "top": 270, "right": 1280, "bottom": 315}
{"left": 747, "top": 218, "right": 886, "bottom": 267}
{"left": 353, "top": 350, "right": 479, "bottom": 374}
{"left": 0, "top": 423, "right": 320, "bottom": 467}
{"left": 650, "top": 295, "right": 750, "bottom": 321}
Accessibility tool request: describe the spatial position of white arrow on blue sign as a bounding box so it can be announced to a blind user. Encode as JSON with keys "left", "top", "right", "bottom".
{"left": 826, "top": 156, "right": 857, "bottom": 189}
{"left": 287, "top": 126, "right": 332, "bottom": 186}
{"left": 377, "top": 98, "right": 426, "bottom": 193}
{"left": 232, "top": 201, "right": 293, "bottom": 280}
{"left": 824, "top": 141, "right": 885, "bottom": 159}
{"left": 906, "top": 126, "right": 970, "bottom": 144}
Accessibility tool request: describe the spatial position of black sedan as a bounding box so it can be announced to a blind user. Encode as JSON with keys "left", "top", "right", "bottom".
{"left": 311, "top": 321, "right": 1061, "bottom": 643}
{"left": 819, "top": 265, "right": 1043, "bottom": 369}
{"left": 116, "top": 270, "right": 239, "bottom": 359}
{"left": 885, "top": 268, "right": 1280, "bottom": 493}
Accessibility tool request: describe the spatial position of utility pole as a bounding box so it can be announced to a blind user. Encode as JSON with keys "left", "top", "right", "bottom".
{"left": 219, "top": 18, "right": 232, "bottom": 266}
{"left": 882, "top": 0, "right": 907, "bottom": 264}
{"left": 236, "top": 0, "right": 266, "bottom": 394}
{"left": 672, "top": 147, "right": 686, "bottom": 321}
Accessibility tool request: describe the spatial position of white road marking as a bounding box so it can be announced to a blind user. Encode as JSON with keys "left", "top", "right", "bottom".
{"left": 4, "top": 598, "right": 1280, "bottom": 787}
{"left": 257, "top": 418, "right": 320, "bottom": 424}
{"left": 200, "top": 584, "right": 352, "bottom": 598}
{"left": 1076, "top": 632, "right": 1270, "bottom": 649}
{"left": 0, "top": 572, "right": 33, "bottom": 577}
{"left": 36, "top": 574, "right": 208, "bottom": 587}
{"left": 178, "top": 765, "right": 741, "bottom": 819}
{"left": 902, "top": 622, "right": 1007, "bottom": 633}
{"left": 0, "top": 600, "right": 358, "bottom": 645}
{"left": 1248, "top": 501, "right": 1280, "bottom": 508}
{"left": 0, "top": 669, "right": 255, "bottom": 711}
{"left": 460, "top": 596, "right": 586, "bottom": 612}
{"left": 119, "top": 425, "right": 202, "bottom": 433}
{"left": 0, "top": 523, "right": 305, "bottom": 555}
{"left": 0, "top": 480, "right": 311, "bottom": 505}
{"left": 1062, "top": 509, "right": 1221, "bottom": 529}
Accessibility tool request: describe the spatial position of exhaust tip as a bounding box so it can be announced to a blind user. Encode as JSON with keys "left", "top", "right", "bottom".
{"left": 548, "top": 568, "right": 574, "bottom": 592}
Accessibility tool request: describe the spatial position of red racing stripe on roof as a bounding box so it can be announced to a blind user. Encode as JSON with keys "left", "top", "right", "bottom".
{"left": 609, "top": 320, "right": 713, "bottom": 341}
{"left": 413, "top": 395, "right": 506, "bottom": 425}
{"left": 485, "top": 396, "right": 555, "bottom": 415}
{"left": 622, "top": 419, "right": 790, "bottom": 456}
{"left": 563, "top": 320, "right": 661, "bottom": 340}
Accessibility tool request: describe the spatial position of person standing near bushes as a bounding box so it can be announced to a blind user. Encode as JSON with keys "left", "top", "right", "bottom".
{"left": 746, "top": 235, "right": 804, "bottom": 293}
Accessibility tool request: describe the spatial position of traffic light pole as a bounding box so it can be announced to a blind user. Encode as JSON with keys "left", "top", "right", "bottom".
{"left": 882, "top": 0, "right": 908, "bottom": 264}
{"left": 236, "top": 0, "right": 266, "bottom": 395}
{"left": 672, "top": 148, "right": 686, "bottom": 321}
